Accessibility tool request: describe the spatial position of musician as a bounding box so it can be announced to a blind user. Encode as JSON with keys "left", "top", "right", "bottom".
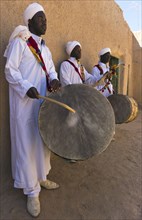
{"left": 4, "top": 3, "right": 60, "bottom": 217}
{"left": 92, "top": 48, "right": 114, "bottom": 97}
{"left": 59, "top": 41, "right": 97, "bottom": 86}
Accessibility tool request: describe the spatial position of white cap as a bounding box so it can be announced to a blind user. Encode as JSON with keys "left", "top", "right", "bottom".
{"left": 98, "top": 48, "right": 111, "bottom": 57}
{"left": 66, "top": 41, "right": 81, "bottom": 56}
{"left": 23, "top": 2, "right": 45, "bottom": 26}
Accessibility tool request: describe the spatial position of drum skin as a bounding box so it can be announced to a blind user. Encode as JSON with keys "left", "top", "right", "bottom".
{"left": 38, "top": 84, "right": 115, "bottom": 160}
{"left": 107, "top": 94, "right": 138, "bottom": 124}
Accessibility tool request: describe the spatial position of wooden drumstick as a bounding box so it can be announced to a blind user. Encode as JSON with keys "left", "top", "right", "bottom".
{"left": 37, "top": 95, "right": 76, "bottom": 113}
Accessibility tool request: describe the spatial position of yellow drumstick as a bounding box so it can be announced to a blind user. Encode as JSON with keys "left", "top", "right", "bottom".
{"left": 37, "top": 95, "right": 76, "bottom": 113}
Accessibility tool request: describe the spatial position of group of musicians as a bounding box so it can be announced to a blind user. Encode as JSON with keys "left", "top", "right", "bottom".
{"left": 60, "top": 41, "right": 114, "bottom": 97}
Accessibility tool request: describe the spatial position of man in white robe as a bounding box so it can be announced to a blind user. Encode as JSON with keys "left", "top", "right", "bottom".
{"left": 4, "top": 2, "right": 60, "bottom": 217}
{"left": 91, "top": 48, "right": 114, "bottom": 97}
{"left": 92, "top": 48, "right": 116, "bottom": 141}
{"left": 59, "top": 41, "right": 97, "bottom": 86}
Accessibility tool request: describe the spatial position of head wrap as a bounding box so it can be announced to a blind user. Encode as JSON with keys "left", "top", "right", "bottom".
{"left": 66, "top": 41, "right": 81, "bottom": 56}
{"left": 98, "top": 48, "right": 111, "bottom": 57}
{"left": 23, "top": 2, "right": 45, "bottom": 26}
{"left": 4, "top": 25, "right": 31, "bottom": 57}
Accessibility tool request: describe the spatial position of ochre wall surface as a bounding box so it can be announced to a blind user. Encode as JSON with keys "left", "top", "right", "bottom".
{"left": 0, "top": 0, "right": 141, "bottom": 178}
{"left": 132, "top": 36, "right": 142, "bottom": 103}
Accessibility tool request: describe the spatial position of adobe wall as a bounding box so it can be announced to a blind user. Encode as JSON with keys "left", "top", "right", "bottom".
{"left": 0, "top": 0, "right": 141, "bottom": 178}
{"left": 132, "top": 36, "right": 142, "bottom": 103}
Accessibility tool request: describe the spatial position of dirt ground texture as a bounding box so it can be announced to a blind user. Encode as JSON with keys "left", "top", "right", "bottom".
{"left": 0, "top": 109, "right": 142, "bottom": 220}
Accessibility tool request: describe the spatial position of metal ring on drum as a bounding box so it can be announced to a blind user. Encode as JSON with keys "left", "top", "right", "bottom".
{"left": 107, "top": 94, "right": 138, "bottom": 124}
{"left": 38, "top": 84, "right": 115, "bottom": 160}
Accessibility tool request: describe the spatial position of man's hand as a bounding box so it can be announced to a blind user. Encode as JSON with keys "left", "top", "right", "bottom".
{"left": 26, "top": 87, "right": 39, "bottom": 99}
{"left": 106, "top": 71, "right": 113, "bottom": 78}
{"left": 97, "top": 77, "right": 105, "bottom": 85}
{"left": 50, "top": 79, "right": 61, "bottom": 92}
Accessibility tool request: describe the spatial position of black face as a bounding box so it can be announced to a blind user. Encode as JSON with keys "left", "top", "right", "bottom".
{"left": 28, "top": 11, "right": 47, "bottom": 36}
{"left": 70, "top": 45, "right": 81, "bottom": 60}
{"left": 100, "top": 52, "right": 111, "bottom": 64}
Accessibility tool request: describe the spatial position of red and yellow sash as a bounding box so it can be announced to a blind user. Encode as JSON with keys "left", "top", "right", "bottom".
{"left": 26, "top": 36, "right": 51, "bottom": 91}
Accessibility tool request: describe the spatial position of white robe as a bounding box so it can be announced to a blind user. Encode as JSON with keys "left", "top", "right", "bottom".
{"left": 91, "top": 62, "right": 113, "bottom": 97}
{"left": 59, "top": 57, "right": 97, "bottom": 86}
{"left": 4, "top": 33, "right": 58, "bottom": 190}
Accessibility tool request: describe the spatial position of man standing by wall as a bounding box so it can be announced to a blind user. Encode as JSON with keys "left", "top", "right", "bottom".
{"left": 4, "top": 2, "right": 60, "bottom": 217}
{"left": 92, "top": 48, "right": 114, "bottom": 97}
{"left": 59, "top": 41, "right": 97, "bottom": 86}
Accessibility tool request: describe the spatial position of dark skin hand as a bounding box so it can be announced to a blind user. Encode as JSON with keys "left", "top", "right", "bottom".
{"left": 26, "top": 87, "right": 39, "bottom": 99}
{"left": 26, "top": 80, "right": 61, "bottom": 99}
{"left": 50, "top": 79, "right": 61, "bottom": 92}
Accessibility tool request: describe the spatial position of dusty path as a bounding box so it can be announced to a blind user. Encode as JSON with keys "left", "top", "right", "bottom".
{"left": 1, "top": 110, "right": 142, "bottom": 220}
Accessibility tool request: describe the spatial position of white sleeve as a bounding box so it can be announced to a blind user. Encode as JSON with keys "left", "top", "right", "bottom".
{"left": 59, "top": 62, "right": 72, "bottom": 86}
{"left": 91, "top": 66, "right": 102, "bottom": 81}
{"left": 47, "top": 49, "right": 59, "bottom": 82}
{"left": 4, "top": 38, "right": 33, "bottom": 98}
{"left": 84, "top": 68, "right": 98, "bottom": 85}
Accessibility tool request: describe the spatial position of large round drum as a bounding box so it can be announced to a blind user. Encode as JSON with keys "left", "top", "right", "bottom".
{"left": 107, "top": 94, "right": 138, "bottom": 124}
{"left": 38, "top": 84, "right": 115, "bottom": 160}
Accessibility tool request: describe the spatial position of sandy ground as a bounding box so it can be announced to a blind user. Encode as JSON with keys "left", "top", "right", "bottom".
{"left": 1, "top": 109, "right": 142, "bottom": 220}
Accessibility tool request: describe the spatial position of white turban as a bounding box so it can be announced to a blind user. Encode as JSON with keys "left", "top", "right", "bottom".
{"left": 66, "top": 41, "right": 81, "bottom": 56}
{"left": 23, "top": 2, "right": 45, "bottom": 26}
{"left": 98, "top": 48, "right": 111, "bottom": 57}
